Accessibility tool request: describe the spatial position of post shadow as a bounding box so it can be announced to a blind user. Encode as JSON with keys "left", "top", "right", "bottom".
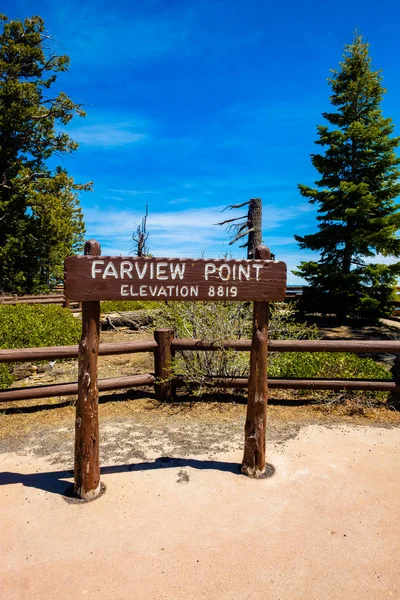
{"left": 0, "top": 456, "right": 274, "bottom": 499}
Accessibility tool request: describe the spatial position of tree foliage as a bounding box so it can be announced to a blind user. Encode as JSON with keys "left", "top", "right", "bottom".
{"left": 294, "top": 34, "right": 400, "bottom": 320}
{"left": 0, "top": 14, "right": 90, "bottom": 293}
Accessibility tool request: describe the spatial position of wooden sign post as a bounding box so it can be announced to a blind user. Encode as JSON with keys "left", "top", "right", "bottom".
{"left": 65, "top": 241, "right": 286, "bottom": 498}
{"left": 74, "top": 240, "right": 101, "bottom": 501}
{"left": 241, "top": 245, "right": 270, "bottom": 477}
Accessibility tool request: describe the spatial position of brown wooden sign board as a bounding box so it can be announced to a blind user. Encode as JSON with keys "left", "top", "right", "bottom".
{"left": 64, "top": 256, "right": 287, "bottom": 302}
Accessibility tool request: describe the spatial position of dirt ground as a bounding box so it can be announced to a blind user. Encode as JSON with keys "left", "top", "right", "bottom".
{"left": 1, "top": 320, "right": 400, "bottom": 598}
{"left": 1, "top": 421, "right": 399, "bottom": 600}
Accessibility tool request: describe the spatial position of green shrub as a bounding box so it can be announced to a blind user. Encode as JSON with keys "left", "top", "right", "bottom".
{"left": 0, "top": 304, "right": 81, "bottom": 349}
{"left": 268, "top": 351, "right": 390, "bottom": 380}
{"left": 270, "top": 351, "right": 390, "bottom": 403}
{"left": 0, "top": 304, "right": 82, "bottom": 389}
{"left": 0, "top": 364, "right": 13, "bottom": 389}
{"left": 100, "top": 300, "right": 158, "bottom": 313}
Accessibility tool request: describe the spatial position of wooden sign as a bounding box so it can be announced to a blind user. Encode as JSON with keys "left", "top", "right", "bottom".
{"left": 64, "top": 256, "right": 287, "bottom": 302}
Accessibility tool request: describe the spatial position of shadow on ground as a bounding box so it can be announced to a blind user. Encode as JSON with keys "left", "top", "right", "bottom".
{"left": 0, "top": 388, "right": 319, "bottom": 415}
{"left": 0, "top": 456, "right": 256, "bottom": 497}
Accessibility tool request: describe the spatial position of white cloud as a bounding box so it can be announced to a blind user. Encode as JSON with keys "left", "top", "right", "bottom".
{"left": 366, "top": 254, "right": 399, "bottom": 266}
{"left": 84, "top": 203, "right": 305, "bottom": 237}
{"left": 168, "top": 197, "right": 190, "bottom": 205}
{"left": 108, "top": 189, "right": 156, "bottom": 196}
{"left": 71, "top": 124, "right": 146, "bottom": 147}
{"left": 82, "top": 202, "right": 314, "bottom": 283}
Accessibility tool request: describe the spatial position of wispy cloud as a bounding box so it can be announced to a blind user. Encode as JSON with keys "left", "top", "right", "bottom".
{"left": 82, "top": 203, "right": 311, "bottom": 273}
{"left": 71, "top": 123, "right": 146, "bottom": 147}
{"left": 51, "top": 1, "right": 262, "bottom": 66}
{"left": 108, "top": 189, "right": 156, "bottom": 196}
{"left": 366, "top": 254, "right": 399, "bottom": 266}
{"left": 44, "top": 3, "right": 189, "bottom": 65}
{"left": 168, "top": 197, "right": 190, "bottom": 205}
{"left": 85, "top": 203, "right": 307, "bottom": 236}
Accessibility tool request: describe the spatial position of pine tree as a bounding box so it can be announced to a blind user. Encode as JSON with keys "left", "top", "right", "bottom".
{"left": 0, "top": 14, "right": 90, "bottom": 293}
{"left": 294, "top": 33, "right": 400, "bottom": 320}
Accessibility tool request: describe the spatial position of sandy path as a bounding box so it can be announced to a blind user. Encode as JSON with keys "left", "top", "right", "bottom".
{"left": 1, "top": 423, "right": 399, "bottom": 600}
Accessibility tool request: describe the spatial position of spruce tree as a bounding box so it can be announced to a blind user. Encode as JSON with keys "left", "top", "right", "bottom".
{"left": 0, "top": 14, "right": 89, "bottom": 293}
{"left": 294, "top": 33, "right": 400, "bottom": 320}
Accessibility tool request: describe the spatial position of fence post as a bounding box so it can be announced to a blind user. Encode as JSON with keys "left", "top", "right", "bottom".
{"left": 74, "top": 239, "right": 102, "bottom": 501}
{"left": 389, "top": 354, "right": 400, "bottom": 410}
{"left": 241, "top": 245, "right": 270, "bottom": 477}
{"left": 154, "top": 328, "right": 174, "bottom": 402}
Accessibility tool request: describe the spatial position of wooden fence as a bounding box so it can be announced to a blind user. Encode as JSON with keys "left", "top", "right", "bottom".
{"left": 1, "top": 332, "right": 400, "bottom": 404}
{"left": 0, "top": 293, "right": 81, "bottom": 312}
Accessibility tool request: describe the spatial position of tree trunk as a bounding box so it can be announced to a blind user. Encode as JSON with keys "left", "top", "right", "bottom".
{"left": 342, "top": 242, "right": 353, "bottom": 275}
{"left": 247, "top": 198, "right": 262, "bottom": 260}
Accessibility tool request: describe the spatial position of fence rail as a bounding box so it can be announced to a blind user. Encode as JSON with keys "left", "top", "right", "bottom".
{"left": 1, "top": 333, "right": 399, "bottom": 403}
{"left": 0, "top": 293, "right": 81, "bottom": 311}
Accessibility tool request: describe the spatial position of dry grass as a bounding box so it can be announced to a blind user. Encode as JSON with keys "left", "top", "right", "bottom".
{"left": 1, "top": 326, "right": 400, "bottom": 446}
{"left": 1, "top": 389, "right": 399, "bottom": 445}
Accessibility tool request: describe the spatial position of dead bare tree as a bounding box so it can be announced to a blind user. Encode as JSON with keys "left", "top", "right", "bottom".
{"left": 216, "top": 197, "right": 263, "bottom": 259}
{"left": 132, "top": 205, "right": 150, "bottom": 257}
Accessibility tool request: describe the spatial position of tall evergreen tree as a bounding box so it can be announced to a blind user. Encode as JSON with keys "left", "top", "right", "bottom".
{"left": 294, "top": 33, "right": 400, "bottom": 320}
{"left": 0, "top": 14, "right": 89, "bottom": 293}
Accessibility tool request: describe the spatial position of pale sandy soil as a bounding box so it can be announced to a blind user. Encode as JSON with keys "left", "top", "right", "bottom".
{"left": 1, "top": 423, "right": 399, "bottom": 600}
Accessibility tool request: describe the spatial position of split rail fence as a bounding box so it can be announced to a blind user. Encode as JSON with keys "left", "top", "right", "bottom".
{"left": 1, "top": 331, "right": 400, "bottom": 404}
{"left": 0, "top": 293, "right": 81, "bottom": 312}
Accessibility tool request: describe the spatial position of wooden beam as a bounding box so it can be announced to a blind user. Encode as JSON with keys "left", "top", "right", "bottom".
{"left": 74, "top": 239, "right": 102, "bottom": 501}
{"left": 1, "top": 338, "right": 399, "bottom": 366}
{"left": 242, "top": 245, "right": 270, "bottom": 478}
{"left": 154, "top": 328, "right": 174, "bottom": 402}
{"left": 0, "top": 373, "right": 155, "bottom": 402}
{"left": 208, "top": 377, "right": 397, "bottom": 391}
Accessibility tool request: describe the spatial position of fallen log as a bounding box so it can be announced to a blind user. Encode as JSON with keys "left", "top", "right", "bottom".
{"left": 100, "top": 309, "right": 158, "bottom": 330}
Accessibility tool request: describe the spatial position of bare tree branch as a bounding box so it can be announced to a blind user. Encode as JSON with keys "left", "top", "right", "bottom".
{"left": 221, "top": 201, "right": 250, "bottom": 212}
{"left": 229, "top": 228, "right": 254, "bottom": 245}
{"left": 214, "top": 215, "right": 247, "bottom": 226}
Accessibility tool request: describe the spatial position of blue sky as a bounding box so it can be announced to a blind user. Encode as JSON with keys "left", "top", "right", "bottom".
{"left": 5, "top": 0, "right": 400, "bottom": 283}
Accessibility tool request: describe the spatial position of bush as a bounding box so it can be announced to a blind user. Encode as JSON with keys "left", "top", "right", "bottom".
{"left": 100, "top": 300, "right": 157, "bottom": 313}
{"left": 0, "top": 304, "right": 82, "bottom": 389}
{"left": 0, "top": 304, "right": 81, "bottom": 349}
{"left": 0, "top": 364, "right": 13, "bottom": 389}
{"left": 155, "top": 300, "right": 390, "bottom": 401}
{"left": 156, "top": 301, "right": 251, "bottom": 392}
{"left": 155, "top": 301, "right": 319, "bottom": 394}
{"left": 269, "top": 351, "right": 390, "bottom": 404}
{"left": 268, "top": 351, "right": 390, "bottom": 381}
